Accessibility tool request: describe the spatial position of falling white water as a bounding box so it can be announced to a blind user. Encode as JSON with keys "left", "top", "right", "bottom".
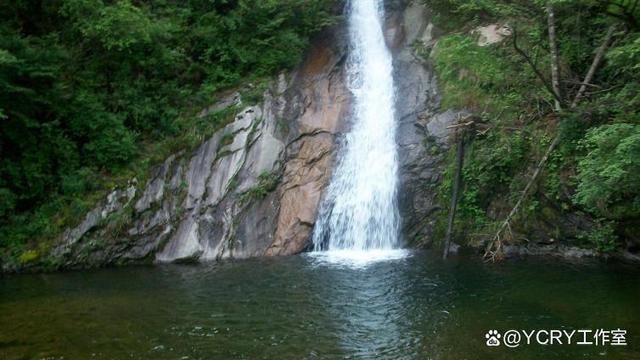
{"left": 311, "top": 0, "right": 404, "bottom": 263}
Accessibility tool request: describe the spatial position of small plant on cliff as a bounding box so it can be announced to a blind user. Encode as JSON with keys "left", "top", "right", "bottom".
{"left": 103, "top": 205, "right": 135, "bottom": 238}
{"left": 18, "top": 250, "right": 39, "bottom": 264}
{"left": 220, "top": 132, "right": 235, "bottom": 147}
{"left": 240, "top": 171, "right": 280, "bottom": 205}
{"left": 227, "top": 175, "right": 239, "bottom": 193}
{"left": 241, "top": 80, "right": 271, "bottom": 105}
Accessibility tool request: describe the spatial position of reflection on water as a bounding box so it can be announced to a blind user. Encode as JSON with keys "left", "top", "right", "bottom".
{"left": 309, "top": 250, "right": 412, "bottom": 358}
{"left": 1, "top": 251, "right": 639, "bottom": 359}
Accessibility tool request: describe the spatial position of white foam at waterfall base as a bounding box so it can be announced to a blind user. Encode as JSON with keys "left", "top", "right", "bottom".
{"left": 311, "top": 0, "right": 403, "bottom": 264}
{"left": 308, "top": 249, "right": 410, "bottom": 268}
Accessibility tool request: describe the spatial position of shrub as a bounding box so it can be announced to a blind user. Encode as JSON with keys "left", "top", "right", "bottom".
{"left": 581, "top": 222, "right": 619, "bottom": 253}
{"left": 574, "top": 123, "right": 640, "bottom": 220}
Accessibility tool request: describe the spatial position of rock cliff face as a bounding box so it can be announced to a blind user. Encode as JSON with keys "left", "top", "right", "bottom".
{"left": 385, "top": 0, "right": 458, "bottom": 246}
{"left": 49, "top": 0, "right": 453, "bottom": 268}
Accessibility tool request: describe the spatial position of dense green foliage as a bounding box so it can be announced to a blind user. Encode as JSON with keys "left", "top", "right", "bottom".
{"left": 0, "top": 0, "right": 335, "bottom": 258}
{"left": 426, "top": 0, "right": 640, "bottom": 252}
{"left": 574, "top": 123, "right": 640, "bottom": 220}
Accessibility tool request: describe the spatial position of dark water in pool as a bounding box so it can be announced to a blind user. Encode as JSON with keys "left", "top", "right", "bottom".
{"left": 1, "top": 251, "right": 638, "bottom": 359}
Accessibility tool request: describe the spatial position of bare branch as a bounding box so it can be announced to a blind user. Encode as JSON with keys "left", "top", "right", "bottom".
{"left": 571, "top": 25, "right": 617, "bottom": 108}
{"left": 484, "top": 134, "right": 561, "bottom": 260}
{"left": 446, "top": 121, "right": 475, "bottom": 129}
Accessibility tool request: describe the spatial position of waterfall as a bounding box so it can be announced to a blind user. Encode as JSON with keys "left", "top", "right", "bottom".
{"left": 312, "top": 0, "right": 402, "bottom": 258}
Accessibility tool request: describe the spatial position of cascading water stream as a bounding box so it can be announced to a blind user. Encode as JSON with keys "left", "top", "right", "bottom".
{"left": 311, "top": 0, "right": 404, "bottom": 262}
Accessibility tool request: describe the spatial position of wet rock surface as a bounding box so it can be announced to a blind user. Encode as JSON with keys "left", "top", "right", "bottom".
{"left": 502, "top": 244, "right": 598, "bottom": 259}
{"left": 387, "top": 1, "right": 460, "bottom": 246}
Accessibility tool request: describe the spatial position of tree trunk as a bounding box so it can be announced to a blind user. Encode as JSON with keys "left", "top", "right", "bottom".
{"left": 547, "top": 5, "right": 563, "bottom": 111}
{"left": 571, "top": 25, "right": 617, "bottom": 108}
{"left": 443, "top": 135, "right": 465, "bottom": 259}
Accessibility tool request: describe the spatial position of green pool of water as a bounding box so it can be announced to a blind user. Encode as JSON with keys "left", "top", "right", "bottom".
{"left": 1, "top": 251, "right": 638, "bottom": 359}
